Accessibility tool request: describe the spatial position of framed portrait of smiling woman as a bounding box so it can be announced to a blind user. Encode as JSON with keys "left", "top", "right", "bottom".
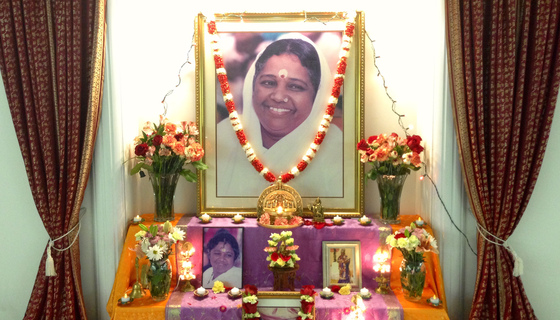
{"left": 196, "top": 12, "right": 364, "bottom": 217}
{"left": 202, "top": 227, "right": 244, "bottom": 288}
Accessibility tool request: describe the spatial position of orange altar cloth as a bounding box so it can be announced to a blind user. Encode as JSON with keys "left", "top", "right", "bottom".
{"left": 107, "top": 214, "right": 449, "bottom": 320}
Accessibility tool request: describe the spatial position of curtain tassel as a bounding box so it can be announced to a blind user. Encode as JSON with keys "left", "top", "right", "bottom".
{"left": 506, "top": 243, "right": 524, "bottom": 277}
{"left": 45, "top": 240, "right": 57, "bottom": 276}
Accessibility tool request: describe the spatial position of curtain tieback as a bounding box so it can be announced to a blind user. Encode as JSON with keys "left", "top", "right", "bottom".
{"left": 476, "top": 223, "right": 523, "bottom": 277}
{"left": 45, "top": 208, "right": 86, "bottom": 277}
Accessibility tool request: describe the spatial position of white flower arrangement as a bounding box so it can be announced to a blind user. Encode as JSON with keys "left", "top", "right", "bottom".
{"left": 134, "top": 221, "right": 185, "bottom": 262}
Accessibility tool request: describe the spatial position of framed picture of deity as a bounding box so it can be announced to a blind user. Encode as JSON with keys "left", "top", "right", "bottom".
{"left": 322, "top": 241, "right": 362, "bottom": 291}
{"left": 202, "top": 227, "right": 244, "bottom": 288}
{"left": 195, "top": 12, "right": 364, "bottom": 217}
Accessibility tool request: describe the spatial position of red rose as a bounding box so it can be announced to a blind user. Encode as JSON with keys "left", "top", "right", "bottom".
{"left": 367, "top": 135, "right": 377, "bottom": 144}
{"left": 280, "top": 254, "right": 292, "bottom": 262}
{"left": 357, "top": 139, "right": 369, "bottom": 151}
{"left": 394, "top": 233, "right": 406, "bottom": 240}
{"left": 271, "top": 252, "right": 279, "bottom": 261}
{"left": 152, "top": 135, "right": 163, "bottom": 146}
{"left": 242, "top": 302, "right": 258, "bottom": 314}
{"left": 236, "top": 131, "right": 247, "bottom": 145}
{"left": 330, "top": 285, "right": 341, "bottom": 293}
{"left": 134, "top": 143, "right": 149, "bottom": 156}
{"left": 407, "top": 135, "right": 424, "bottom": 154}
{"left": 174, "top": 133, "right": 184, "bottom": 141}
{"left": 300, "top": 285, "right": 316, "bottom": 297}
{"left": 297, "top": 160, "right": 308, "bottom": 172}
{"left": 244, "top": 284, "right": 258, "bottom": 296}
{"left": 225, "top": 100, "right": 236, "bottom": 113}
{"left": 265, "top": 172, "right": 276, "bottom": 182}
{"left": 301, "top": 300, "right": 314, "bottom": 314}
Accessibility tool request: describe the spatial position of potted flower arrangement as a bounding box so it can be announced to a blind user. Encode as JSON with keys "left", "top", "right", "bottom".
{"left": 357, "top": 133, "right": 423, "bottom": 223}
{"left": 242, "top": 285, "right": 260, "bottom": 320}
{"left": 130, "top": 116, "right": 208, "bottom": 221}
{"left": 134, "top": 221, "right": 185, "bottom": 301}
{"left": 264, "top": 231, "right": 301, "bottom": 291}
{"left": 297, "top": 285, "right": 316, "bottom": 320}
{"left": 386, "top": 222, "right": 438, "bottom": 301}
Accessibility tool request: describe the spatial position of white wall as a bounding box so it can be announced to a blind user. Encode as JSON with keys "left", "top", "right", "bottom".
{"left": 1, "top": 1, "right": 558, "bottom": 319}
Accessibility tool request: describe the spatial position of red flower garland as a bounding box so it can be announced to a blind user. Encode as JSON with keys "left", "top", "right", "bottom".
{"left": 207, "top": 16, "right": 356, "bottom": 184}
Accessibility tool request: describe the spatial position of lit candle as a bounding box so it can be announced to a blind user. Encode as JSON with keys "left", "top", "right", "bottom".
{"left": 277, "top": 206, "right": 283, "bottom": 214}
{"left": 196, "top": 287, "right": 206, "bottom": 295}
{"left": 322, "top": 287, "right": 332, "bottom": 295}
{"left": 416, "top": 217, "right": 425, "bottom": 226}
{"left": 333, "top": 215, "right": 343, "bottom": 224}
{"left": 429, "top": 295, "right": 440, "bottom": 305}
{"left": 200, "top": 213, "right": 211, "bottom": 222}
{"left": 373, "top": 264, "right": 380, "bottom": 272}
{"left": 233, "top": 213, "right": 244, "bottom": 223}
{"left": 121, "top": 293, "right": 130, "bottom": 303}
{"left": 360, "top": 288, "right": 369, "bottom": 296}
{"left": 133, "top": 215, "right": 142, "bottom": 223}
{"left": 230, "top": 287, "right": 240, "bottom": 296}
{"left": 360, "top": 215, "right": 370, "bottom": 224}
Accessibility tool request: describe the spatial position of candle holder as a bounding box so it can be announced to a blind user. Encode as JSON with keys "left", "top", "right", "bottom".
{"left": 179, "top": 242, "right": 196, "bottom": 292}
{"left": 375, "top": 275, "right": 390, "bottom": 294}
{"left": 130, "top": 257, "right": 145, "bottom": 298}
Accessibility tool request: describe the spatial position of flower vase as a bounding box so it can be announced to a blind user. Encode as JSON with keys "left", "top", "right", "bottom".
{"left": 149, "top": 172, "right": 180, "bottom": 222}
{"left": 400, "top": 258, "right": 426, "bottom": 301}
{"left": 268, "top": 263, "right": 299, "bottom": 291}
{"left": 376, "top": 174, "right": 408, "bottom": 224}
{"left": 148, "top": 259, "right": 172, "bottom": 302}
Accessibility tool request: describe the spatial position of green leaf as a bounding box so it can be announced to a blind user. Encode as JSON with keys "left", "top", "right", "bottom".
{"left": 130, "top": 162, "right": 144, "bottom": 175}
{"left": 192, "top": 161, "right": 208, "bottom": 170}
{"left": 405, "top": 229, "right": 410, "bottom": 238}
{"left": 180, "top": 169, "right": 198, "bottom": 182}
{"left": 139, "top": 224, "right": 148, "bottom": 231}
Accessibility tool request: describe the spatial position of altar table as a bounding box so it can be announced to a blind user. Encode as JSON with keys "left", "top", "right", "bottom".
{"left": 106, "top": 214, "right": 449, "bottom": 320}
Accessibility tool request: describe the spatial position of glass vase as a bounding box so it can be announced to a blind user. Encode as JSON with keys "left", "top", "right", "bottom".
{"left": 400, "top": 258, "right": 426, "bottom": 301}
{"left": 148, "top": 259, "right": 172, "bottom": 302}
{"left": 148, "top": 172, "right": 180, "bottom": 222}
{"left": 376, "top": 174, "right": 408, "bottom": 224}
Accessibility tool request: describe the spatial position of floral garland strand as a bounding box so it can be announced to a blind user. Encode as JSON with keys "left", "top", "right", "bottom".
{"left": 206, "top": 13, "right": 356, "bottom": 184}
{"left": 242, "top": 285, "right": 260, "bottom": 319}
{"left": 297, "top": 285, "right": 316, "bottom": 320}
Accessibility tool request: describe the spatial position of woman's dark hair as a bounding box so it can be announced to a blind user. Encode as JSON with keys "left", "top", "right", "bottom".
{"left": 205, "top": 229, "right": 240, "bottom": 261}
{"left": 253, "top": 38, "right": 321, "bottom": 96}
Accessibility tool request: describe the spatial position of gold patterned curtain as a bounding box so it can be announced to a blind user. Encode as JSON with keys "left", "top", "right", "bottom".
{"left": 447, "top": 1, "right": 560, "bottom": 319}
{"left": 0, "top": 1, "right": 105, "bottom": 319}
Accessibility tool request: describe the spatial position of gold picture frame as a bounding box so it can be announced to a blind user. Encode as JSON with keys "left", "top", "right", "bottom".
{"left": 322, "top": 241, "right": 362, "bottom": 291}
{"left": 195, "top": 12, "right": 364, "bottom": 217}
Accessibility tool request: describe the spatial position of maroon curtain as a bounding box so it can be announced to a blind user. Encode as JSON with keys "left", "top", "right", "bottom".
{"left": 447, "top": 1, "right": 560, "bottom": 319}
{"left": 0, "top": 1, "right": 105, "bottom": 319}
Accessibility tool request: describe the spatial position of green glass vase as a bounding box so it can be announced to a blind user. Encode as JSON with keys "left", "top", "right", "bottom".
{"left": 376, "top": 174, "right": 408, "bottom": 224}
{"left": 148, "top": 172, "right": 180, "bottom": 222}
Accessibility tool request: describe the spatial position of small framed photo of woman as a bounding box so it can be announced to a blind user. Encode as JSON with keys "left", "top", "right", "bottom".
{"left": 322, "top": 241, "right": 362, "bottom": 290}
{"left": 202, "top": 227, "right": 243, "bottom": 288}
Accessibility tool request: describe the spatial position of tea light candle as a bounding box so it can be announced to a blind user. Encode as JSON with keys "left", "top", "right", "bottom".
{"left": 233, "top": 213, "right": 244, "bottom": 223}
{"left": 230, "top": 287, "right": 240, "bottom": 295}
{"left": 322, "top": 287, "right": 332, "bottom": 295}
{"left": 360, "top": 288, "right": 369, "bottom": 296}
{"left": 196, "top": 287, "right": 206, "bottom": 295}
{"left": 360, "top": 215, "right": 370, "bottom": 224}
{"left": 429, "top": 295, "right": 440, "bottom": 305}
{"left": 133, "top": 215, "right": 142, "bottom": 223}
{"left": 200, "top": 213, "right": 211, "bottom": 222}
{"left": 416, "top": 217, "right": 425, "bottom": 227}
{"left": 121, "top": 293, "right": 130, "bottom": 303}
{"left": 333, "top": 215, "right": 343, "bottom": 224}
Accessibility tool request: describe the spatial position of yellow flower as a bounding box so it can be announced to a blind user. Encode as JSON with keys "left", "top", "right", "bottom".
{"left": 339, "top": 284, "right": 352, "bottom": 295}
{"left": 212, "top": 280, "right": 225, "bottom": 293}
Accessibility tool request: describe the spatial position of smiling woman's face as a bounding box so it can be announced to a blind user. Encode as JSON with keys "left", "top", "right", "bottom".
{"left": 209, "top": 241, "right": 235, "bottom": 276}
{"left": 252, "top": 53, "right": 316, "bottom": 148}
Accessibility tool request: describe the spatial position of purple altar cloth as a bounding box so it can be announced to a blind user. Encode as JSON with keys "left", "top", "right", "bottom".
{"left": 315, "top": 291, "right": 403, "bottom": 320}
{"left": 166, "top": 291, "right": 242, "bottom": 320}
{"left": 179, "top": 216, "right": 386, "bottom": 289}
